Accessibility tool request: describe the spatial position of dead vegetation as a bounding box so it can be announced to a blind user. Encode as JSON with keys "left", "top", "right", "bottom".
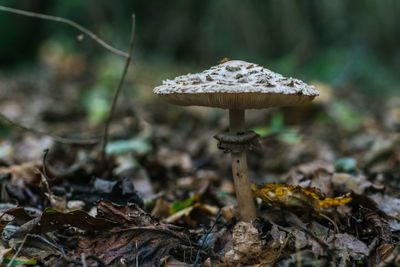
{"left": 0, "top": 5, "right": 400, "bottom": 267}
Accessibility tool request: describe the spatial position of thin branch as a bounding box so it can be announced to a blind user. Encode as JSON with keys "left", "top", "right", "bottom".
{"left": 0, "top": 112, "right": 98, "bottom": 145}
{"left": 0, "top": 5, "right": 135, "bottom": 150}
{"left": 81, "top": 253, "right": 88, "bottom": 267}
{"left": 0, "top": 5, "right": 128, "bottom": 58}
{"left": 192, "top": 211, "right": 222, "bottom": 267}
{"left": 100, "top": 14, "right": 136, "bottom": 160}
{"left": 42, "top": 149, "right": 50, "bottom": 179}
{"left": 30, "top": 234, "right": 67, "bottom": 258}
{"left": 7, "top": 234, "right": 29, "bottom": 267}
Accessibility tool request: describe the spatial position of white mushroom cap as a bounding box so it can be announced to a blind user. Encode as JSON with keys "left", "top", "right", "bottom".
{"left": 154, "top": 60, "right": 319, "bottom": 109}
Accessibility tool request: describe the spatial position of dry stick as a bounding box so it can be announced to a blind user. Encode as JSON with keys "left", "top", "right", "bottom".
{"left": 7, "top": 234, "right": 29, "bottom": 267}
{"left": 0, "top": 5, "right": 128, "bottom": 58}
{"left": 0, "top": 5, "right": 132, "bottom": 146}
{"left": 29, "top": 234, "right": 69, "bottom": 260}
{"left": 295, "top": 232, "right": 302, "bottom": 267}
{"left": 135, "top": 240, "right": 139, "bottom": 267}
{"left": 81, "top": 253, "right": 88, "bottom": 267}
{"left": 318, "top": 212, "right": 339, "bottom": 234}
{"left": 0, "top": 113, "right": 98, "bottom": 145}
{"left": 100, "top": 14, "right": 136, "bottom": 161}
{"left": 192, "top": 211, "right": 222, "bottom": 267}
{"left": 42, "top": 149, "right": 50, "bottom": 179}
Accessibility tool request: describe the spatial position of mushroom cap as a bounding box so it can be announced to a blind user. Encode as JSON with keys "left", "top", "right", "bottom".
{"left": 154, "top": 60, "right": 319, "bottom": 109}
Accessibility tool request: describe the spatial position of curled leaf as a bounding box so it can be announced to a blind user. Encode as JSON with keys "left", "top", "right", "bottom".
{"left": 251, "top": 183, "right": 351, "bottom": 212}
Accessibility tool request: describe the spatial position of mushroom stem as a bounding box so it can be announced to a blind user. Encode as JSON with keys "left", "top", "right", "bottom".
{"left": 229, "top": 109, "right": 257, "bottom": 221}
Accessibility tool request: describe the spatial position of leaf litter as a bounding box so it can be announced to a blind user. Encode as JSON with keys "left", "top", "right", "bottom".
{"left": 0, "top": 66, "right": 400, "bottom": 266}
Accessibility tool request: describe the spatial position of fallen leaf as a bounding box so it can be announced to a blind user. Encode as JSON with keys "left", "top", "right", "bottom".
{"left": 157, "top": 148, "right": 193, "bottom": 173}
{"left": 3, "top": 255, "right": 37, "bottom": 266}
{"left": 0, "top": 244, "right": 12, "bottom": 265}
{"left": 251, "top": 183, "right": 352, "bottom": 212}
{"left": 359, "top": 206, "right": 392, "bottom": 243}
{"left": 370, "top": 193, "right": 400, "bottom": 219}
{"left": 92, "top": 177, "right": 145, "bottom": 207}
{"left": 361, "top": 134, "right": 400, "bottom": 167}
{"left": 378, "top": 243, "right": 394, "bottom": 261}
{"left": 283, "top": 161, "right": 334, "bottom": 196}
{"left": 77, "top": 201, "right": 192, "bottom": 267}
{"left": 6, "top": 207, "right": 115, "bottom": 239}
{"left": 34, "top": 209, "right": 115, "bottom": 233}
{"left": 0, "top": 161, "right": 41, "bottom": 183}
{"left": 151, "top": 198, "right": 170, "bottom": 219}
{"left": 328, "top": 233, "right": 369, "bottom": 260}
{"left": 5, "top": 207, "right": 35, "bottom": 225}
{"left": 8, "top": 235, "right": 62, "bottom": 262}
{"left": 170, "top": 194, "right": 199, "bottom": 214}
{"left": 332, "top": 172, "right": 372, "bottom": 195}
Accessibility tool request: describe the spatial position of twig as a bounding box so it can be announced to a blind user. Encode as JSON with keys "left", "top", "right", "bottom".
{"left": 0, "top": 112, "right": 98, "bottom": 146}
{"left": 0, "top": 5, "right": 134, "bottom": 146}
{"left": 100, "top": 14, "right": 136, "bottom": 161}
{"left": 38, "top": 149, "right": 68, "bottom": 211}
{"left": 81, "top": 253, "right": 88, "bottom": 267}
{"left": 136, "top": 240, "right": 139, "bottom": 267}
{"left": 295, "top": 232, "right": 302, "bottom": 267}
{"left": 42, "top": 148, "right": 50, "bottom": 179}
{"left": 368, "top": 236, "right": 379, "bottom": 255}
{"left": 0, "top": 5, "right": 128, "bottom": 58}
{"left": 192, "top": 211, "right": 222, "bottom": 267}
{"left": 38, "top": 169, "right": 53, "bottom": 200}
{"left": 318, "top": 212, "right": 339, "bottom": 234}
{"left": 7, "top": 234, "right": 29, "bottom": 267}
{"left": 23, "top": 187, "right": 40, "bottom": 209}
{"left": 30, "top": 234, "right": 67, "bottom": 258}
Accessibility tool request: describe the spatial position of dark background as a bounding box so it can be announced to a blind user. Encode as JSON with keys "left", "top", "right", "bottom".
{"left": 0, "top": 0, "right": 399, "bottom": 97}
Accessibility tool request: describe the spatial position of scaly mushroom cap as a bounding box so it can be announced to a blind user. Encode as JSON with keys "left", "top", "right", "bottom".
{"left": 154, "top": 60, "right": 319, "bottom": 109}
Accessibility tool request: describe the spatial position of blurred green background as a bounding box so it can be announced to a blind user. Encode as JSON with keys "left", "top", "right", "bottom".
{"left": 0, "top": 0, "right": 399, "bottom": 103}
{"left": 0, "top": 0, "right": 399, "bottom": 178}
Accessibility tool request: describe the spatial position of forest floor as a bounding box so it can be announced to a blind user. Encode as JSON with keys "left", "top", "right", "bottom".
{"left": 0, "top": 60, "right": 399, "bottom": 266}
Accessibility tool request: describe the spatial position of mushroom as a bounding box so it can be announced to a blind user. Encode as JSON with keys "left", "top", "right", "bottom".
{"left": 154, "top": 60, "right": 319, "bottom": 221}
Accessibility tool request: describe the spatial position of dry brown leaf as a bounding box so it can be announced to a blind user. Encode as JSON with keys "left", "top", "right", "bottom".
{"left": 151, "top": 198, "right": 170, "bottom": 219}
{"left": 0, "top": 161, "right": 41, "bottom": 183}
{"left": 77, "top": 201, "right": 192, "bottom": 267}
{"left": 378, "top": 243, "right": 395, "bottom": 261}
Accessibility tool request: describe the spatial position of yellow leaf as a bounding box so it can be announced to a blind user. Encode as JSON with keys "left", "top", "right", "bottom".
{"left": 251, "top": 183, "right": 351, "bottom": 212}
{"left": 318, "top": 193, "right": 352, "bottom": 208}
